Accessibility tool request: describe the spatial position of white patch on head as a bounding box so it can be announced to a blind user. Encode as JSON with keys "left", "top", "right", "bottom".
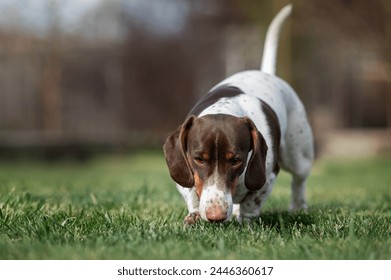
{"left": 199, "top": 184, "right": 233, "bottom": 222}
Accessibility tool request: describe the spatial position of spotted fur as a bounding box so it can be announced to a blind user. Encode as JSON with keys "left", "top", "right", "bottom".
{"left": 163, "top": 4, "right": 314, "bottom": 224}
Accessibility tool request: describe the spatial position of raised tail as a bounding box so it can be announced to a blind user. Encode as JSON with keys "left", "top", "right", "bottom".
{"left": 260, "top": 4, "right": 292, "bottom": 75}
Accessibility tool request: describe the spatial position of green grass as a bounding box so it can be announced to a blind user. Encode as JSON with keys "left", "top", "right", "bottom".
{"left": 0, "top": 150, "right": 390, "bottom": 259}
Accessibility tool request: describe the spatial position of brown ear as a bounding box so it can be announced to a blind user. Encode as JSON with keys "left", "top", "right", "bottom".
{"left": 163, "top": 116, "right": 196, "bottom": 188}
{"left": 243, "top": 117, "right": 268, "bottom": 190}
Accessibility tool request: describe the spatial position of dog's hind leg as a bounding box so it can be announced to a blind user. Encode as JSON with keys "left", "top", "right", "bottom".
{"left": 279, "top": 110, "right": 314, "bottom": 211}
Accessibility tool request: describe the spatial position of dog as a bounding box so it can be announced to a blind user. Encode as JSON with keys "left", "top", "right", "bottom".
{"left": 163, "top": 4, "right": 314, "bottom": 224}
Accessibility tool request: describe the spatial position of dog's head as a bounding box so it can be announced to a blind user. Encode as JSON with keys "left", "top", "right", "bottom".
{"left": 163, "top": 114, "right": 268, "bottom": 222}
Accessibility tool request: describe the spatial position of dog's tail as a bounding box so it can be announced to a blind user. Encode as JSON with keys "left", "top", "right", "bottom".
{"left": 260, "top": 4, "right": 292, "bottom": 75}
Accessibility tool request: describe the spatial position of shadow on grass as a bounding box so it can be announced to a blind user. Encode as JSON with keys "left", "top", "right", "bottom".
{"left": 184, "top": 210, "right": 317, "bottom": 234}
{"left": 256, "top": 210, "right": 317, "bottom": 233}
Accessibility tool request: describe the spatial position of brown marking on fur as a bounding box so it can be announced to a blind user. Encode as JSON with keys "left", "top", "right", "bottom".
{"left": 261, "top": 101, "right": 281, "bottom": 176}
{"left": 194, "top": 172, "right": 203, "bottom": 198}
{"left": 230, "top": 177, "right": 239, "bottom": 195}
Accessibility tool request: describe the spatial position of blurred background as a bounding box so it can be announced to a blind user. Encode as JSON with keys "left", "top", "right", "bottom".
{"left": 0, "top": 0, "right": 390, "bottom": 160}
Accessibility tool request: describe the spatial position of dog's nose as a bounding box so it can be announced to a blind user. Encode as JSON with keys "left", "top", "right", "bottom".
{"left": 206, "top": 204, "right": 227, "bottom": 222}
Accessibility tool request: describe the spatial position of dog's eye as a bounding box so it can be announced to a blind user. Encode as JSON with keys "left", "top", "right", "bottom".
{"left": 231, "top": 157, "right": 242, "bottom": 166}
{"left": 194, "top": 157, "right": 205, "bottom": 165}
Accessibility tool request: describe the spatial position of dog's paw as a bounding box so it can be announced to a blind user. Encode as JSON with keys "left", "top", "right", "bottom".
{"left": 289, "top": 202, "right": 308, "bottom": 213}
{"left": 184, "top": 212, "right": 200, "bottom": 225}
{"left": 235, "top": 214, "right": 256, "bottom": 226}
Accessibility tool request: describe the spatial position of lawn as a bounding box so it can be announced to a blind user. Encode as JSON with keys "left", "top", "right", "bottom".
{"left": 0, "top": 150, "right": 390, "bottom": 259}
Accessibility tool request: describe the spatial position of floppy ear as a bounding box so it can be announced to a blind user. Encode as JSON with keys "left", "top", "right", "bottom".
{"left": 163, "top": 115, "right": 196, "bottom": 188}
{"left": 243, "top": 117, "right": 268, "bottom": 190}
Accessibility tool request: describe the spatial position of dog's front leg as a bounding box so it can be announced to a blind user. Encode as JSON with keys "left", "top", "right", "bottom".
{"left": 176, "top": 184, "right": 200, "bottom": 225}
{"left": 237, "top": 174, "right": 276, "bottom": 223}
